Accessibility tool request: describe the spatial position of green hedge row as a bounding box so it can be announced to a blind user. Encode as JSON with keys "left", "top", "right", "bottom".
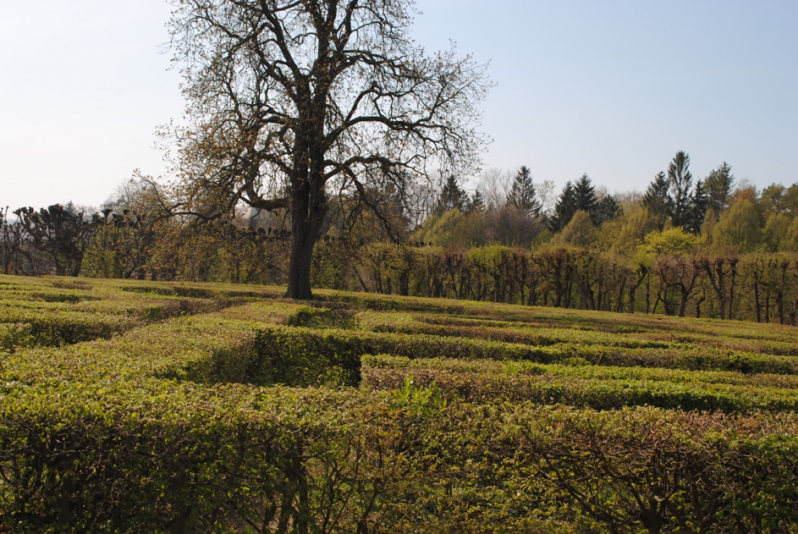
{"left": 2, "top": 316, "right": 263, "bottom": 388}
{"left": 4, "top": 277, "right": 798, "bottom": 531}
{"left": 361, "top": 310, "right": 798, "bottom": 358}
{"left": 364, "top": 354, "right": 798, "bottom": 389}
{"left": 0, "top": 293, "right": 234, "bottom": 353}
{"left": 362, "top": 356, "right": 798, "bottom": 413}
{"left": 4, "top": 381, "right": 798, "bottom": 532}
{"left": 254, "top": 323, "right": 798, "bottom": 386}
{"left": 0, "top": 309, "right": 140, "bottom": 350}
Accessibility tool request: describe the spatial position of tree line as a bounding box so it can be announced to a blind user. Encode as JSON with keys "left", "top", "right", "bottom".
{"left": 3, "top": 150, "right": 798, "bottom": 325}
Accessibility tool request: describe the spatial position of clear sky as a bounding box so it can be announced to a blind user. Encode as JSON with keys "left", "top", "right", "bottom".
{"left": 1, "top": 0, "right": 796, "bottom": 209}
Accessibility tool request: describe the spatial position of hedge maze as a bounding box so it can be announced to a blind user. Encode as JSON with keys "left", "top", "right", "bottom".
{"left": 2, "top": 275, "right": 798, "bottom": 532}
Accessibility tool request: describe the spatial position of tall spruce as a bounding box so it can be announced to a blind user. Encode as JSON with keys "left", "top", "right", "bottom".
{"left": 437, "top": 175, "right": 466, "bottom": 214}
{"left": 705, "top": 162, "right": 735, "bottom": 217}
{"left": 573, "top": 174, "right": 598, "bottom": 215}
{"left": 594, "top": 194, "right": 621, "bottom": 225}
{"left": 642, "top": 172, "right": 674, "bottom": 230}
{"left": 548, "top": 181, "right": 578, "bottom": 232}
{"left": 463, "top": 190, "right": 485, "bottom": 215}
{"left": 668, "top": 151, "right": 693, "bottom": 228}
{"left": 506, "top": 166, "right": 541, "bottom": 216}
{"left": 688, "top": 180, "right": 709, "bottom": 234}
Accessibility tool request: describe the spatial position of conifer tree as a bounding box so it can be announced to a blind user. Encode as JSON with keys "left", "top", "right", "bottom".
{"left": 548, "top": 181, "right": 578, "bottom": 232}
{"left": 437, "top": 175, "right": 466, "bottom": 214}
{"left": 506, "top": 166, "right": 541, "bottom": 216}
{"left": 642, "top": 172, "right": 674, "bottom": 230}
{"left": 668, "top": 151, "right": 693, "bottom": 228}
{"left": 705, "top": 162, "right": 735, "bottom": 216}
{"left": 464, "top": 190, "right": 485, "bottom": 215}
{"left": 594, "top": 195, "right": 621, "bottom": 225}
{"left": 573, "top": 174, "right": 598, "bottom": 215}
{"left": 687, "top": 180, "right": 708, "bottom": 234}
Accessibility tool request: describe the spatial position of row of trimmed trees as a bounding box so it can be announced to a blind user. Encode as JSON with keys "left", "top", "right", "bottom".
{"left": 349, "top": 244, "right": 798, "bottom": 325}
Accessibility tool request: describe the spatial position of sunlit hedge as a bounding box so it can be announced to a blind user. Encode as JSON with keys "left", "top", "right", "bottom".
{"left": 4, "top": 275, "right": 798, "bottom": 532}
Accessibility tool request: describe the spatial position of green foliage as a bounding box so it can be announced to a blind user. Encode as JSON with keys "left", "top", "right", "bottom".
{"left": 413, "top": 208, "right": 466, "bottom": 246}
{"left": 437, "top": 175, "right": 467, "bottom": 214}
{"left": 763, "top": 213, "right": 792, "bottom": 252}
{"left": 785, "top": 217, "right": 798, "bottom": 252}
{"left": 642, "top": 227, "right": 705, "bottom": 255}
{"left": 668, "top": 151, "right": 694, "bottom": 228}
{"left": 548, "top": 181, "right": 577, "bottom": 232}
{"left": 687, "top": 179, "right": 708, "bottom": 233}
{"left": 573, "top": 173, "right": 598, "bottom": 216}
{"left": 388, "top": 377, "right": 447, "bottom": 416}
{"left": 612, "top": 208, "right": 657, "bottom": 255}
{"left": 713, "top": 198, "right": 762, "bottom": 253}
{"left": 594, "top": 193, "right": 621, "bottom": 224}
{"left": 552, "top": 210, "right": 597, "bottom": 248}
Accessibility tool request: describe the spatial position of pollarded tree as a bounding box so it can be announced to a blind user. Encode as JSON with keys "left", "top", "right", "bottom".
{"left": 14, "top": 204, "right": 95, "bottom": 276}
{"left": 161, "top": 0, "right": 490, "bottom": 299}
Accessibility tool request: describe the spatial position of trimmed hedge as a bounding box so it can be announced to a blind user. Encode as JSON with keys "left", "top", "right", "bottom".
{"left": 362, "top": 355, "right": 798, "bottom": 413}
{"left": 4, "top": 383, "right": 798, "bottom": 532}
{"left": 5, "top": 276, "right": 798, "bottom": 532}
{"left": 254, "top": 323, "right": 798, "bottom": 386}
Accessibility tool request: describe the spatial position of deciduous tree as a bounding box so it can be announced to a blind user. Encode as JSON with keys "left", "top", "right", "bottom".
{"left": 162, "top": 0, "right": 490, "bottom": 299}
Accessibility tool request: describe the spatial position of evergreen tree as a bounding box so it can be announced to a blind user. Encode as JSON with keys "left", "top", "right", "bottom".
{"left": 506, "top": 166, "right": 541, "bottom": 216}
{"left": 437, "top": 175, "right": 466, "bottom": 214}
{"left": 668, "top": 151, "right": 693, "bottom": 228}
{"left": 642, "top": 172, "right": 673, "bottom": 230}
{"left": 463, "top": 190, "right": 485, "bottom": 216}
{"left": 594, "top": 194, "right": 621, "bottom": 225}
{"left": 687, "top": 179, "right": 708, "bottom": 234}
{"left": 573, "top": 174, "right": 598, "bottom": 215}
{"left": 548, "top": 181, "right": 578, "bottom": 232}
{"left": 705, "top": 162, "right": 735, "bottom": 217}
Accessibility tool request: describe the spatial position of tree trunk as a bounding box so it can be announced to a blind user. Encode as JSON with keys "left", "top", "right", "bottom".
{"left": 285, "top": 186, "right": 325, "bottom": 300}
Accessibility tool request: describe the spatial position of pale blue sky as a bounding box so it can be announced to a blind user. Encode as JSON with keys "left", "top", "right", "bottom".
{"left": 1, "top": 0, "right": 796, "bottom": 209}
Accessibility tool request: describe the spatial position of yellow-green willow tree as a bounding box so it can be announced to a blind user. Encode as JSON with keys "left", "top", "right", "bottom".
{"left": 162, "top": 0, "right": 490, "bottom": 299}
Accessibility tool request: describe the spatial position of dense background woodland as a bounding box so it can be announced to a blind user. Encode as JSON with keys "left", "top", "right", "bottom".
{"left": 3, "top": 151, "right": 798, "bottom": 325}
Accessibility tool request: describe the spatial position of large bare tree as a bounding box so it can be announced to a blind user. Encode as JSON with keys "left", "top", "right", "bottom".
{"left": 160, "top": 0, "right": 490, "bottom": 299}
